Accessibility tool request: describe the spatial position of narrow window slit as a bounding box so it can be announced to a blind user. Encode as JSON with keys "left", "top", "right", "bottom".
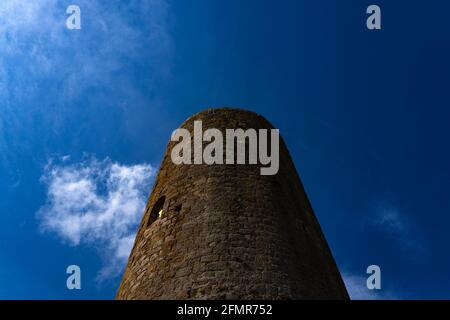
{"left": 146, "top": 196, "right": 166, "bottom": 228}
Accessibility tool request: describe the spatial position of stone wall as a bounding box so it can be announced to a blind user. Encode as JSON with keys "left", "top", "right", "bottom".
{"left": 116, "top": 108, "right": 349, "bottom": 299}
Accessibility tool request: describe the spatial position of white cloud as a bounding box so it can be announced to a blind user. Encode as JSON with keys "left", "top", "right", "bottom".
{"left": 37, "top": 156, "right": 155, "bottom": 280}
{"left": 343, "top": 273, "right": 398, "bottom": 300}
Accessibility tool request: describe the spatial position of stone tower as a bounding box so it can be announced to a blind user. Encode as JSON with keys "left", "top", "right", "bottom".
{"left": 116, "top": 108, "right": 349, "bottom": 300}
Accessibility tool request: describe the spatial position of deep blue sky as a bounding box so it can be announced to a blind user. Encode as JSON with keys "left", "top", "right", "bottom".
{"left": 1, "top": 0, "right": 449, "bottom": 299}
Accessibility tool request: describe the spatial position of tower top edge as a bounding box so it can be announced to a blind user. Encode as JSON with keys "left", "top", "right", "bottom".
{"left": 179, "top": 107, "right": 275, "bottom": 128}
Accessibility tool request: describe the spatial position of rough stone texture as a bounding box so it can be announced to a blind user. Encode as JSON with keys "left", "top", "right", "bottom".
{"left": 116, "top": 108, "right": 349, "bottom": 300}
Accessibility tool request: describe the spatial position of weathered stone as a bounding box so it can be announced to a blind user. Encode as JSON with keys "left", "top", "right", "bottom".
{"left": 116, "top": 108, "right": 349, "bottom": 300}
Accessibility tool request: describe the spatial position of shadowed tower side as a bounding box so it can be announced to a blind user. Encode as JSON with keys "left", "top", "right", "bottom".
{"left": 116, "top": 108, "right": 349, "bottom": 300}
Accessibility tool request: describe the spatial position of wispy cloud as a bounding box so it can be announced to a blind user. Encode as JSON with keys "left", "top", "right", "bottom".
{"left": 36, "top": 156, "right": 155, "bottom": 280}
{"left": 343, "top": 273, "right": 398, "bottom": 300}
{"left": 367, "top": 202, "right": 422, "bottom": 250}
{"left": 371, "top": 205, "right": 406, "bottom": 235}
{"left": 0, "top": 0, "right": 172, "bottom": 92}
{"left": 0, "top": 0, "right": 173, "bottom": 171}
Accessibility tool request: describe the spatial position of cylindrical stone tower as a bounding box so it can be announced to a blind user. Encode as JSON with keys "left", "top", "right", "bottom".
{"left": 116, "top": 108, "right": 348, "bottom": 300}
